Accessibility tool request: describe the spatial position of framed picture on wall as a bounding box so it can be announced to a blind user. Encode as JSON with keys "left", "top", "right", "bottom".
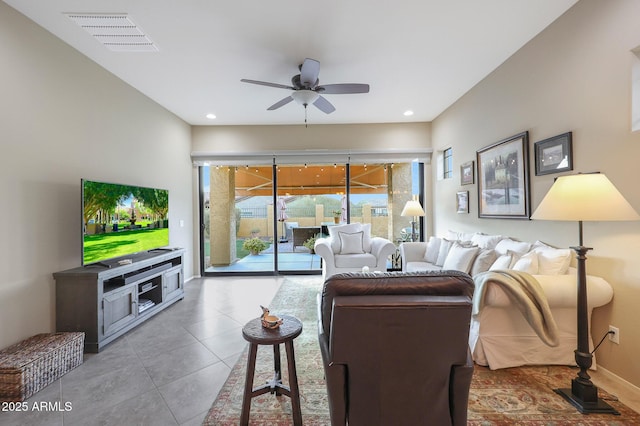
{"left": 460, "top": 161, "right": 474, "bottom": 185}
{"left": 456, "top": 191, "right": 469, "bottom": 214}
{"left": 476, "top": 131, "right": 530, "bottom": 219}
{"left": 534, "top": 132, "right": 573, "bottom": 175}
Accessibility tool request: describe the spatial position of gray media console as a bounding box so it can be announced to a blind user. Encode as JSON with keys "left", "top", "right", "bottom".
{"left": 53, "top": 248, "right": 185, "bottom": 352}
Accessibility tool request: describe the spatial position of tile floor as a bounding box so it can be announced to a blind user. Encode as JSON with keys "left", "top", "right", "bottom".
{"left": 0, "top": 276, "right": 283, "bottom": 426}
{"left": 1, "top": 275, "right": 638, "bottom": 425}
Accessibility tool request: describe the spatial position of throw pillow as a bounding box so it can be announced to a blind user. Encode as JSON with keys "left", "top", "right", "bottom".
{"left": 470, "top": 249, "right": 497, "bottom": 276}
{"left": 512, "top": 251, "right": 539, "bottom": 274}
{"left": 329, "top": 223, "right": 362, "bottom": 253}
{"left": 535, "top": 247, "right": 572, "bottom": 275}
{"left": 489, "top": 253, "right": 513, "bottom": 270}
{"left": 442, "top": 243, "right": 480, "bottom": 273}
{"left": 471, "top": 234, "right": 504, "bottom": 250}
{"left": 360, "top": 223, "right": 372, "bottom": 252}
{"left": 494, "top": 238, "right": 532, "bottom": 256}
{"left": 435, "top": 238, "right": 456, "bottom": 266}
{"left": 423, "top": 236, "right": 442, "bottom": 264}
{"left": 338, "top": 231, "right": 364, "bottom": 254}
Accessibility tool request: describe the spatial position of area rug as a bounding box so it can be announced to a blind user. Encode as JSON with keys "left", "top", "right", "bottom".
{"left": 203, "top": 276, "right": 640, "bottom": 425}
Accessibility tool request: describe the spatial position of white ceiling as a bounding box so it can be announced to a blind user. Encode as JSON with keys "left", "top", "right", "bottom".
{"left": 4, "top": 0, "right": 577, "bottom": 126}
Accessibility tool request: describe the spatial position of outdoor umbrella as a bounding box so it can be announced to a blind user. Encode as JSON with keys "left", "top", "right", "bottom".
{"left": 341, "top": 195, "right": 347, "bottom": 222}
{"left": 277, "top": 197, "right": 288, "bottom": 242}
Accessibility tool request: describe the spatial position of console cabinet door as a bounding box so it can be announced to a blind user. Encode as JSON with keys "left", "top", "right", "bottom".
{"left": 103, "top": 286, "right": 137, "bottom": 337}
{"left": 163, "top": 266, "right": 183, "bottom": 302}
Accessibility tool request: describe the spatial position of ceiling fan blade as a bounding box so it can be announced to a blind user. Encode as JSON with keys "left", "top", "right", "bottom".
{"left": 313, "top": 96, "right": 335, "bottom": 114}
{"left": 317, "top": 83, "right": 370, "bottom": 94}
{"left": 241, "top": 79, "right": 294, "bottom": 90}
{"left": 267, "top": 96, "right": 294, "bottom": 110}
{"left": 299, "top": 58, "right": 320, "bottom": 88}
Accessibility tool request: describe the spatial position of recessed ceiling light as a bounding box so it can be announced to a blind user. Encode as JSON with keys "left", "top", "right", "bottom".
{"left": 206, "top": 113, "right": 216, "bottom": 119}
{"left": 403, "top": 110, "right": 414, "bottom": 116}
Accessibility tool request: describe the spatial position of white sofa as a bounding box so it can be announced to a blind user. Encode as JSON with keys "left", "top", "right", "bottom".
{"left": 314, "top": 222, "right": 396, "bottom": 280}
{"left": 399, "top": 232, "right": 614, "bottom": 370}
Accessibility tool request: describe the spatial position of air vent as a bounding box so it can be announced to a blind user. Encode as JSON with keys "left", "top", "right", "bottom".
{"left": 65, "top": 13, "right": 158, "bottom": 52}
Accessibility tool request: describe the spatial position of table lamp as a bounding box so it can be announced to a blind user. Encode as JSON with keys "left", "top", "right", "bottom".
{"left": 401, "top": 200, "right": 425, "bottom": 242}
{"left": 531, "top": 172, "right": 639, "bottom": 414}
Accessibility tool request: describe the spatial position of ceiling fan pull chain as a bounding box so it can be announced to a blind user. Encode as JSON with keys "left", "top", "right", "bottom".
{"left": 305, "top": 105, "right": 308, "bottom": 128}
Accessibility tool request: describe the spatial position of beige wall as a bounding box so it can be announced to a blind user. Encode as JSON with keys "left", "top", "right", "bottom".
{"left": 0, "top": 3, "right": 194, "bottom": 348}
{"left": 192, "top": 122, "right": 431, "bottom": 153}
{"left": 431, "top": 0, "right": 640, "bottom": 386}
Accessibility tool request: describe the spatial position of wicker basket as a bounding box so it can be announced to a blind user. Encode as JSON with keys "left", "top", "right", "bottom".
{"left": 0, "top": 332, "right": 84, "bottom": 402}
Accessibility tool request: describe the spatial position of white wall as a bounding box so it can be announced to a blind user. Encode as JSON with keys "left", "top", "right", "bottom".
{"left": 0, "top": 3, "right": 194, "bottom": 348}
{"left": 432, "top": 0, "right": 640, "bottom": 386}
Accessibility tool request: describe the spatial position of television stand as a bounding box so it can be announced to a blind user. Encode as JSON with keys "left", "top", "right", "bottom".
{"left": 53, "top": 249, "right": 185, "bottom": 352}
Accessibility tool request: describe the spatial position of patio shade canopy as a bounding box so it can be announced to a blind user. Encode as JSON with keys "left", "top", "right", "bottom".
{"left": 232, "top": 164, "right": 388, "bottom": 196}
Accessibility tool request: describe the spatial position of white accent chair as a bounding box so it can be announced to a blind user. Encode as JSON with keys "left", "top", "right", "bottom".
{"left": 314, "top": 223, "right": 396, "bottom": 280}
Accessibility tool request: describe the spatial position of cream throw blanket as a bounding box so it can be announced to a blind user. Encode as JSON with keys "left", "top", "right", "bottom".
{"left": 473, "top": 270, "right": 560, "bottom": 347}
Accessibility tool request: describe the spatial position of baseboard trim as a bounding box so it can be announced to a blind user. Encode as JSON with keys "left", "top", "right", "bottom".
{"left": 591, "top": 366, "right": 640, "bottom": 413}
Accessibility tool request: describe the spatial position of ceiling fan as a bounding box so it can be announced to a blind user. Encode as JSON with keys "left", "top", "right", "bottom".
{"left": 240, "top": 58, "right": 370, "bottom": 116}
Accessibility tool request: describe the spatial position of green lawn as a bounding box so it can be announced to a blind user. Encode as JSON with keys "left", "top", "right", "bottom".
{"left": 84, "top": 228, "right": 169, "bottom": 263}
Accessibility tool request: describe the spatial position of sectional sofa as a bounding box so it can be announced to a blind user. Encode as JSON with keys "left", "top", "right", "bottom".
{"left": 400, "top": 231, "right": 614, "bottom": 369}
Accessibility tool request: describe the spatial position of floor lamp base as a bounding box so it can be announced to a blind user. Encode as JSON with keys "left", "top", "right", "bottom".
{"left": 554, "top": 387, "right": 620, "bottom": 415}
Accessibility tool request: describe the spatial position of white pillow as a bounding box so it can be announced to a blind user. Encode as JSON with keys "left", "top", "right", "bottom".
{"left": 435, "top": 238, "right": 456, "bottom": 266}
{"left": 329, "top": 223, "right": 362, "bottom": 252}
{"left": 442, "top": 243, "right": 480, "bottom": 273}
{"left": 423, "top": 236, "right": 442, "bottom": 264}
{"left": 490, "top": 253, "right": 513, "bottom": 270}
{"left": 494, "top": 239, "right": 532, "bottom": 256}
{"left": 512, "top": 251, "right": 539, "bottom": 274}
{"left": 535, "top": 247, "right": 572, "bottom": 275}
{"left": 471, "top": 234, "right": 504, "bottom": 250}
{"left": 360, "top": 223, "right": 372, "bottom": 252}
{"left": 338, "top": 231, "right": 364, "bottom": 254}
{"left": 470, "top": 249, "right": 497, "bottom": 276}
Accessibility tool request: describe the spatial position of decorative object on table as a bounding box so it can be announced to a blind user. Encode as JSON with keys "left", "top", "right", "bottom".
{"left": 456, "top": 191, "right": 469, "bottom": 214}
{"left": 531, "top": 172, "right": 639, "bottom": 414}
{"left": 460, "top": 161, "right": 474, "bottom": 185}
{"left": 476, "top": 131, "right": 530, "bottom": 219}
{"left": 400, "top": 199, "right": 425, "bottom": 242}
{"left": 243, "top": 237, "right": 268, "bottom": 255}
{"left": 534, "top": 132, "right": 573, "bottom": 176}
{"left": 259, "top": 305, "right": 283, "bottom": 329}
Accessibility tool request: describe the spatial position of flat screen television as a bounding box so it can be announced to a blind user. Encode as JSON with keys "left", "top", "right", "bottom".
{"left": 82, "top": 179, "right": 169, "bottom": 266}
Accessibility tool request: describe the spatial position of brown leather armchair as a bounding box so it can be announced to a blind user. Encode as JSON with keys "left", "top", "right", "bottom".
{"left": 318, "top": 271, "right": 475, "bottom": 426}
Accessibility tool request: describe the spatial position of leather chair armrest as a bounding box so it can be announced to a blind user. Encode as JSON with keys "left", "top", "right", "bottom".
{"left": 449, "top": 348, "right": 474, "bottom": 426}
{"left": 317, "top": 293, "right": 347, "bottom": 425}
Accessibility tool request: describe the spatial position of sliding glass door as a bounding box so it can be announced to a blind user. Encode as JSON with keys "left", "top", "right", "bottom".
{"left": 200, "top": 160, "right": 424, "bottom": 276}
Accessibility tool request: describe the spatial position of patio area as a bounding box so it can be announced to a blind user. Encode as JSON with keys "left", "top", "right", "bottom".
{"left": 206, "top": 240, "right": 322, "bottom": 273}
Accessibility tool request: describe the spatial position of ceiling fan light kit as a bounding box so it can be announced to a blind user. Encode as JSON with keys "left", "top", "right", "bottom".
{"left": 241, "top": 57, "right": 370, "bottom": 124}
{"left": 291, "top": 90, "right": 319, "bottom": 107}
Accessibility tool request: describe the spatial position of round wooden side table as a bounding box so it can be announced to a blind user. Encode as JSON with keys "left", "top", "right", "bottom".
{"left": 240, "top": 314, "right": 303, "bottom": 426}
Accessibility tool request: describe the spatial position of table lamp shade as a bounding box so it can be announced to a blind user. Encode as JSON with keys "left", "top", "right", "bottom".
{"left": 531, "top": 174, "right": 639, "bottom": 222}
{"left": 401, "top": 200, "right": 425, "bottom": 217}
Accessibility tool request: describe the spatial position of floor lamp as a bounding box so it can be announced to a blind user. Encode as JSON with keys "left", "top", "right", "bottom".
{"left": 401, "top": 200, "right": 425, "bottom": 242}
{"left": 531, "top": 173, "right": 639, "bottom": 414}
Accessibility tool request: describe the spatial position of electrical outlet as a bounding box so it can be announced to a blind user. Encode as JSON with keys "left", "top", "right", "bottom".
{"left": 608, "top": 325, "right": 620, "bottom": 344}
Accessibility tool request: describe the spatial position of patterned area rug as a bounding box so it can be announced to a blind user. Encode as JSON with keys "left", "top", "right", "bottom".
{"left": 204, "top": 276, "right": 640, "bottom": 425}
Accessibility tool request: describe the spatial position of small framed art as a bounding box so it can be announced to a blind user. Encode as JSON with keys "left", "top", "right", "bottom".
{"left": 534, "top": 132, "right": 573, "bottom": 176}
{"left": 460, "top": 161, "right": 474, "bottom": 185}
{"left": 456, "top": 191, "right": 469, "bottom": 214}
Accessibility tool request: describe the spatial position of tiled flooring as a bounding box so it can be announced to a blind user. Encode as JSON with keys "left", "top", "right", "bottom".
{"left": 0, "top": 276, "right": 283, "bottom": 426}
{"left": 2, "top": 275, "right": 639, "bottom": 425}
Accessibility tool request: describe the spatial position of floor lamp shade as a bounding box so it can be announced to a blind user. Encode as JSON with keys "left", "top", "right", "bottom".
{"left": 531, "top": 174, "right": 639, "bottom": 222}
{"left": 531, "top": 173, "right": 639, "bottom": 414}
